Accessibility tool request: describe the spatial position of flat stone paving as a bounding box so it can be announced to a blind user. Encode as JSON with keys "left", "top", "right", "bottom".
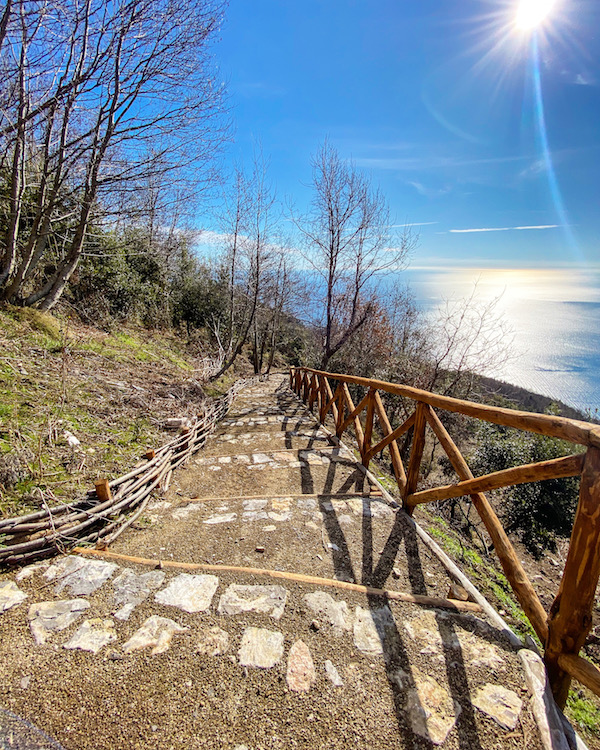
{"left": 0, "top": 375, "right": 547, "bottom": 750}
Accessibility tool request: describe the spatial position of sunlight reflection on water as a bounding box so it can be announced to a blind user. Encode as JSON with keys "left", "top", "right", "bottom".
{"left": 404, "top": 267, "right": 600, "bottom": 416}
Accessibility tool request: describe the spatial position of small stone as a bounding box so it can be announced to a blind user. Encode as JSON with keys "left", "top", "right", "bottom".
{"left": 19, "top": 676, "right": 30, "bottom": 690}
{"left": 255, "top": 546, "right": 265, "bottom": 553}
{"left": 238, "top": 627, "right": 284, "bottom": 668}
{"left": 391, "top": 568, "right": 402, "bottom": 580}
{"left": 0, "top": 581, "right": 27, "bottom": 612}
{"left": 472, "top": 683, "right": 523, "bottom": 730}
{"left": 286, "top": 639, "right": 316, "bottom": 692}
{"left": 196, "top": 625, "right": 230, "bottom": 656}
{"left": 203, "top": 513, "right": 236, "bottom": 525}
{"left": 324, "top": 660, "right": 343, "bottom": 687}
{"left": 397, "top": 667, "right": 460, "bottom": 745}
{"left": 122, "top": 615, "right": 187, "bottom": 655}
{"left": 304, "top": 591, "right": 353, "bottom": 631}
{"left": 63, "top": 618, "right": 117, "bottom": 654}
{"left": 353, "top": 606, "right": 398, "bottom": 656}
{"left": 243, "top": 499, "right": 267, "bottom": 511}
{"left": 447, "top": 583, "right": 469, "bottom": 602}
{"left": 310, "top": 619, "right": 320, "bottom": 631}
{"left": 218, "top": 584, "right": 287, "bottom": 620}
{"left": 44, "top": 556, "right": 118, "bottom": 596}
{"left": 112, "top": 568, "right": 165, "bottom": 620}
{"left": 154, "top": 574, "right": 219, "bottom": 613}
{"left": 28, "top": 599, "right": 90, "bottom": 645}
{"left": 262, "top": 525, "right": 277, "bottom": 532}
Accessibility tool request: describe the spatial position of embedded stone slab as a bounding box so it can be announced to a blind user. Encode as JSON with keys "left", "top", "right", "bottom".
{"left": 0, "top": 580, "right": 27, "bottom": 613}
{"left": 353, "top": 606, "right": 398, "bottom": 656}
{"left": 15, "top": 562, "right": 49, "bottom": 581}
{"left": 112, "top": 568, "right": 166, "bottom": 621}
{"left": 154, "top": 573, "right": 219, "bottom": 613}
{"left": 28, "top": 599, "right": 90, "bottom": 645}
{"left": 238, "top": 627, "right": 284, "bottom": 668}
{"left": 394, "top": 666, "right": 460, "bottom": 745}
{"left": 196, "top": 625, "right": 230, "bottom": 656}
{"left": 472, "top": 683, "right": 523, "bottom": 730}
{"left": 43, "top": 555, "right": 118, "bottom": 596}
{"left": 324, "top": 659, "right": 343, "bottom": 687}
{"left": 303, "top": 591, "right": 353, "bottom": 632}
{"left": 218, "top": 584, "right": 288, "bottom": 620}
{"left": 286, "top": 640, "right": 316, "bottom": 693}
{"left": 243, "top": 499, "right": 268, "bottom": 511}
{"left": 172, "top": 504, "right": 203, "bottom": 520}
{"left": 203, "top": 513, "right": 237, "bottom": 525}
{"left": 122, "top": 615, "right": 187, "bottom": 655}
{"left": 63, "top": 618, "right": 117, "bottom": 654}
{"left": 252, "top": 453, "right": 272, "bottom": 464}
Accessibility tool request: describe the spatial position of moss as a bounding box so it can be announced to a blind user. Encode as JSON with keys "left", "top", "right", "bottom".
{"left": 567, "top": 691, "right": 600, "bottom": 740}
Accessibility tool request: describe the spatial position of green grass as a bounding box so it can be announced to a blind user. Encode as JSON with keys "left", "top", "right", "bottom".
{"left": 567, "top": 691, "right": 600, "bottom": 740}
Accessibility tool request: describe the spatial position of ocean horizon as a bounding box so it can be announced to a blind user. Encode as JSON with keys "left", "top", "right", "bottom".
{"left": 403, "top": 266, "right": 600, "bottom": 418}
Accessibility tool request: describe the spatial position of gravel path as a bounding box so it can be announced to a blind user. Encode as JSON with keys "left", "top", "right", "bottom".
{"left": 0, "top": 375, "right": 547, "bottom": 749}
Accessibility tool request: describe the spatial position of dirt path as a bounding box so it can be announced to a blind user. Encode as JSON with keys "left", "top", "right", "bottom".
{"left": 0, "top": 375, "right": 548, "bottom": 749}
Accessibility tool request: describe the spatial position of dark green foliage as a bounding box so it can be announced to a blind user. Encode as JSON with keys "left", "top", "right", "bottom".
{"left": 471, "top": 414, "right": 581, "bottom": 557}
{"left": 68, "top": 231, "right": 170, "bottom": 328}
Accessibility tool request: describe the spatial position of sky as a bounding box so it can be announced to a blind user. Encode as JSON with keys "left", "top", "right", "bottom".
{"left": 206, "top": 0, "right": 600, "bottom": 272}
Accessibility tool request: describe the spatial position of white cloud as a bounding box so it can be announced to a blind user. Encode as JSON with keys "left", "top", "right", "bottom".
{"left": 390, "top": 221, "right": 438, "bottom": 228}
{"left": 448, "top": 225, "right": 560, "bottom": 234}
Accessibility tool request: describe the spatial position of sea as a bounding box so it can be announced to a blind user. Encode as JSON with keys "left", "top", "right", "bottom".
{"left": 402, "top": 267, "right": 600, "bottom": 418}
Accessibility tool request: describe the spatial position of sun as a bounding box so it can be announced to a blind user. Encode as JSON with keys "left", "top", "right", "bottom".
{"left": 515, "top": 0, "right": 557, "bottom": 30}
{"left": 515, "top": 0, "right": 557, "bottom": 29}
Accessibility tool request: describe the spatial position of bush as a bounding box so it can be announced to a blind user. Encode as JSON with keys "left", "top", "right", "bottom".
{"left": 471, "top": 417, "right": 581, "bottom": 557}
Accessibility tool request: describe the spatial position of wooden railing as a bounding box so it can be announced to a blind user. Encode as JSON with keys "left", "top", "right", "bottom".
{"left": 290, "top": 366, "right": 600, "bottom": 708}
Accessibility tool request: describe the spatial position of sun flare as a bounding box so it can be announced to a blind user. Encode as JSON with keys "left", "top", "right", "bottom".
{"left": 515, "top": 0, "right": 557, "bottom": 30}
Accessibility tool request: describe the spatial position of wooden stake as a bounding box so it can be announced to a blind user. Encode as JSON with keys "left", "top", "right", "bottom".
{"left": 94, "top": 479, "right": 112, "bottom": 502}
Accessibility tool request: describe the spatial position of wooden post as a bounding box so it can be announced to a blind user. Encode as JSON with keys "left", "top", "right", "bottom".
{"left": 374, "top": 391, "right": 407, "bottom": 493}
{"left": 423, "top": 404, "right": 549, "bottom": 643}
{"left": 403, "top": 402, "right": 427, "bottom": 509}
{"left": 546, "top": 445, "right": 600, "bottom": 708}
{"left": 341, "top": 383, "right": 364, "bottom": 452}
{"left": 361, "top": 389, "right": 376, "bottom": 469}
{"left": 94, "top": 479, "right": 112, "bottom": 502}
{"left": 308, "top": 374, "right": 318, "bottom": 412}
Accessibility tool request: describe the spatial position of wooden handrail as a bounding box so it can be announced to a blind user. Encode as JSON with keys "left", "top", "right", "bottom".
{"left": 298, "top": 367, "right": 600, "bottom": 448}
{"left": 289, "top": 366, "right": 600, "bottom": 708}
{"left": 406, "top": 453, "right": 585, "bottom": 508}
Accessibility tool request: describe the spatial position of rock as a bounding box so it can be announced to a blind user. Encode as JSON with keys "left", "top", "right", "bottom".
{"left": 296, "top": 498, "right": 317, "bottom": 510}
{"left": 286, "top": 640, "right": 316, "bottom": 692}
{"left": 310, "top": 620, "right": 320, "bottom": 631}
{"left": 465, "top": 639, "right": 506, "bottom": 671}
{"left": 19, "top": 676, "right": 31, "bottom": 689}
{"left": 268, "top": 512, "right": 291, "bottom": 522}
{"left": 303, "top": 591, "right": 353, "bottom": 631}
{"left": 252, "top": 453, "right": 271, "bottom": 464}
{"left": 395, "top": 667, "right": 459, "bottom": 745}
{"left": 112, "top": 568, "right": 166, "bottom": 620}
{"left": 242, "top": 511, "right": 270, "bottom": 521}
{"left": 44, "top": 556, "right": 118, "bottom": 596}
{"left": 324, "top": 660, "right": 343, "bottom": 687}
{"left": 255, "top": 546, "right": 265, "bottom": 553}
{"left": 243, "top": 499, "right": 267, "bottom": 511}
{"left": 472, "top": 683, "right": 523, "bottom": 730}
{"left": 238, "top": 627, "right": 284, "bottom": 668}
{"left": 203, "top": 513, "right": 237, "bottom": 525}
{"left": 196, "top": 625, "right": 230, "bottom": 656}
{"left": 15, "top": 562, "right": 48, "bottom": 581}
{"left": 353, "top": 606, "right": 398, "bottom": 656}
{"left": 262, "top": 525, "right": 277, "bottom": 532}
{"left": 28, "top": 599, "right": 90, "bottom": 645}
{"left": 271, "top": 497, "right": 292, "bottom": 511}
{"left": 122, "top": 615, "right": 187, "bottom": 655}
{"left": 0, "top": 581, "right": 27, "bottom": 612}
{"left": 154, "top": 573, "right": 219, "bottom": 613}
{"left": 448, "top": 583, "right": 470, "bottom": 601}
{"left": 63, "top": 618, "right": 117, "bottom": 654}
{"left": 218, "top": 584, "right": 287, "bottom": 620}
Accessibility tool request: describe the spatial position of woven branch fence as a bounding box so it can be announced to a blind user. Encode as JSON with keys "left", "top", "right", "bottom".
{"left": 0, "top": 375, "right": 264, "bottom": 567}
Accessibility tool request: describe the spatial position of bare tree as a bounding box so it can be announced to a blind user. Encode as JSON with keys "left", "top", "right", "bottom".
{"left": 291, "top": 140, "right": 417, "bottom": 368}
{"left": 0, "top": 0, "right": 227, "bottom": 308}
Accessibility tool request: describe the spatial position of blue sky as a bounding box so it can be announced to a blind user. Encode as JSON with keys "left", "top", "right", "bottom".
{"left": 207, "top": 0, "right": 599, "bottom": 270}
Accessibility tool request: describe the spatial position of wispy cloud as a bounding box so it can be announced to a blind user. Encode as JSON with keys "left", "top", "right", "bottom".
{"left": 355, "top": 154, "right": 529, "bottom": 171}
{"left": 407, "top": 180, "right": 451, "bottom": 198}
{"left": 574, "top": 72, "right": 596, "bottom": 86}
{"left": 391, "top": 221, "right": 438, "bottom": 228}
{"left": 448, "top": 225, "right": 560, "bottom": 234}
